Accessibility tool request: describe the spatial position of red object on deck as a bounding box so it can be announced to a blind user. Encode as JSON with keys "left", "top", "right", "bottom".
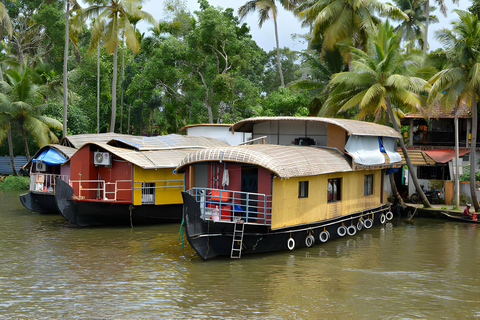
{"left": 473, "top": 214, "right": 477, "bottom": 221}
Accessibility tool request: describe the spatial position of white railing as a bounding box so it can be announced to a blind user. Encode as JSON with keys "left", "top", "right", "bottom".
{"left": 30, "top": 173, "right": 69, "bottom": 193}
{"left": 187, "top": 187, "right": 272, "bottom": 226}
{"left": 69, "top": 179, "right": 132, "bottom": 201}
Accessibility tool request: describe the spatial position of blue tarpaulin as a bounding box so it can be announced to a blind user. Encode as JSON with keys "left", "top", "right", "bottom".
{"left": 33, "top": 148, "right": 67, "bottom": 165}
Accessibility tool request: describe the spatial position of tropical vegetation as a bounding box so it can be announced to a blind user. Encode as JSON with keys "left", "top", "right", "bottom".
{"left": 0, "top": 0, "right": 478, "bottom": 209}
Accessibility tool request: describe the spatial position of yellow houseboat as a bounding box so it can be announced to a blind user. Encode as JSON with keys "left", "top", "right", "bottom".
{"left": 177, "top": 117, "right": 403, "bottom": 259}
{"left": 55, "top": 134, "right": 227, "bottom": 226}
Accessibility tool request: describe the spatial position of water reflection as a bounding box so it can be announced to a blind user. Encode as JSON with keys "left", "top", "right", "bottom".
{"left": 2, "top": 190, "right": 480, "bottom": 318}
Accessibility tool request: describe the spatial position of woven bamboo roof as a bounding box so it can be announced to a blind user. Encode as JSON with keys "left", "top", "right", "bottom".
{"left": 177, "top": 145, "right": 353, "bottom": 179}
{"left": 400, "top": 150, "right": 436, "bottom": 166}
{"left": 84, "top": 142, "right": 207, "bottom": 169}
{"left": 231, "top": 116, "right": 401, "bottom": 138}
{"left": 61, "top": 133, "right": 133, "bottom": 148}
{"left": 403, "top": 102, "right": 471, "bottom": 120}
{"left": 108, "top": 134, "right": 229, "bottom": 150}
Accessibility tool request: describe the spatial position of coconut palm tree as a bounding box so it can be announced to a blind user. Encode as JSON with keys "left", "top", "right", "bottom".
{"left": 423, "top": 0, "right": 458, "bottom": 53}
{"left": 393, "top": 0, "right": 438, "bottom": 52}
{"left": 238, "top": 0, "right": 298, "bottom": 88}
{"left": 295, "top": 0, "right": 408, "bottom": 60}
{"left": 0, "top": 65, "right": 62, "bottom": 161}
{"left": 428, "top": 10, "right": 480, "bottom": 211}
{"left": 81, "top": 0, "right": 158, "bottom": 133}
{"left": 323, "top": 21, "right": 432, "bottom": 207}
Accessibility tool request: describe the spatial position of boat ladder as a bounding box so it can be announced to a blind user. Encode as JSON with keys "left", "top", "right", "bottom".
{"left": 231, "top": 220, "right": 245, "bottom": 258}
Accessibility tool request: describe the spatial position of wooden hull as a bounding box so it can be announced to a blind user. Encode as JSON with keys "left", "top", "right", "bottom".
{"left": 55, "top": 177, "right": 182, "bottom": 227}
{"left": 182, "top": 192, "right": 392, "bottom": 260}
{"left": 19, "top": 191, "right": 58, "bottom": 214}
{"left": 440, "top": 212, "right": 480, "bottom": 224}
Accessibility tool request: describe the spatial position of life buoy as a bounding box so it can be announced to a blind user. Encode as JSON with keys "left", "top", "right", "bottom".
{"left": 386, "top": 211, "right": 393, "bottom": 221}
{"left": 337, "top": 225, "right": 347, "bottom": 237}
{"left": 319, "top": 230, "right": 329, "bottom": 243}
{"left": 347, "top": 225, "right": 357, "bottom": 236}
{"left": 357, "top": 220, "right": 363, "bottom": 231}
{"left": 364, "top": 218, "right": 373, "bottom": 229}
{"left": 380, "top": 213, "right": 386, "bottom": 224}
{"left": 287, "top": 238, "right": 295, "bottom": 250}
{"left": 305, "top": 235, "right": 315, "bottom": 247}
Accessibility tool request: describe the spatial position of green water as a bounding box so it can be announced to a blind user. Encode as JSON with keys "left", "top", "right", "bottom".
{"left": 2, "top": 190, "right": 480, "bottom": 318}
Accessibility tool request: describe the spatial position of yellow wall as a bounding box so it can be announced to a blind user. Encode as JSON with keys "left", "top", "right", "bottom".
{"left": 133, "top": 166, "right": 184, "bottom": 205}
{"left": 271, "top": 170, "right": 382, "bottom": 229}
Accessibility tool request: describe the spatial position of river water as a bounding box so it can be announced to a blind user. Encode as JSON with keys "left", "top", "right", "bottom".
{"left": 2, "top": 190, "right": 480, "bottom": 318}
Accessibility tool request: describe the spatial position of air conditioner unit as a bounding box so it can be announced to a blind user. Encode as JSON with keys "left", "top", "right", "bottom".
{"left": 35, "top": 161, "right": 46, "bottom": 172}
{"left": 94, "top": 152, "right": 112, "bottom": 166}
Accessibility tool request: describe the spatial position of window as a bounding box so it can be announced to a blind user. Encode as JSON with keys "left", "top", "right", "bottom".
{"left": 328, "top": 178, "right": 341, "bottom": 202}
{"left": 142, "top": 182, "right": 155, "bottom": 204}
{"left": 298, "top": 181, "right": 309, "bottom": 198}
{"left": 364, "top": 174, "right": 373, "bottom": 196}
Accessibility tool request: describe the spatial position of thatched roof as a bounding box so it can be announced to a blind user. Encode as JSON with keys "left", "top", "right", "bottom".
{"left": 176, "top": 145, "right": 353, "bottom": 179}
{"left": 83, "top": 142, "right": 208, "bottom": 169}
{"left": 231, "top": 116, "right": 401, "bottom": 138}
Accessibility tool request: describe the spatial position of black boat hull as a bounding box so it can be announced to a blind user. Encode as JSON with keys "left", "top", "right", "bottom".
{"left": 182, "top": 192, "right": 392, "bottom": 259}
{"left": 55, "top": 177, "right": 182, "bottom": 227}
{"left": 19, "top": 191, "right": 58, "bottom": 214}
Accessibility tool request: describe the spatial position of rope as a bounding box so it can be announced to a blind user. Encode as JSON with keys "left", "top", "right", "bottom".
{"left": 178, "top": 215, "right": 185, "bottom": 256}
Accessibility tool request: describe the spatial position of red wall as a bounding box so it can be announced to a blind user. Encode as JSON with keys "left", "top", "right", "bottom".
{"left": 70, "top": 145, "right": 132, "bottom": 202}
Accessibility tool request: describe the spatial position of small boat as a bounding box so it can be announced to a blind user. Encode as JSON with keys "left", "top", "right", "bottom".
{"left": 54, "top": 134, "right": 228, "bottom": 227}
{"left": 177, "top": 116, "right": 404, "bottom": 259}
{"left": 440, "top": 211, "right": 480, "bottom": 223}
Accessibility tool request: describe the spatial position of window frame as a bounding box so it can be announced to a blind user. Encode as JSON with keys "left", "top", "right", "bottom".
{"left": 364, "top": 174, "right": 374, "bottom": 196}
{"left": 298, "top": 181, "right": 309, "bottom": 198}
{"left": 327, "top": 178, "right": 341, "bottom": 203}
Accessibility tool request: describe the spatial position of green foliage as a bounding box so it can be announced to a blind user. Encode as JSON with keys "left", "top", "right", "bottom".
{"left": 459, "top": 164, "right": 480, "bottom": 182}
{"left": 0, "top": 175, "right": 29, "bottom": 191}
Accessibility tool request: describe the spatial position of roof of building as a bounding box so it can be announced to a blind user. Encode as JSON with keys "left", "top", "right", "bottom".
{"left": 230, "top": 116, "right": 401, "bottom": 138}
{"left": 403, "top": 102, "right": 471, "bottom": 120}
{"left": 176, "top": 145, "right": 354, "bottom": 179}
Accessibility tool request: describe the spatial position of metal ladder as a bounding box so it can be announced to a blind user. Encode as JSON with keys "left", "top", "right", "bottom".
{"left": 231, "top": 220, "right": 245, "bottom": 258}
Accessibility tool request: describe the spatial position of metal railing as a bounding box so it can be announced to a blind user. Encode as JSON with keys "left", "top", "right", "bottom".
{"left": 30, "top": 173, "right": 69, "bottom": 193}
{"left": 187, "top": 187, "right": 272, "bottom": 226}
{"left": 69, "top": 179, "right": 132, "bottom": 201}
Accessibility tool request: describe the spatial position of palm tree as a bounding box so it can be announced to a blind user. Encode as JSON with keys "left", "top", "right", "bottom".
{"left": 238, "top": 0, "right": 298, "bottom": 88}
{"left": 0, "top": 65, "right": 62, "bottom": 161}
{"left": 422, "top": 0, "right": 459, "bottom": 53}
{"left": 62, "top": 0, "right": 82, "bottom": 138}
{"left": 296, "top": 0, "right": 407, "bottom": 60}
{"left": 81, "top": 0, "right": 158, "bottom": 133}
{"left": 393, "top": 0, "right": 438, "bottom": 52}
{"left": 428, "top": 10, "right": 480, "bottom": 211}
{"left": 323, "top": 21, "right": 432, "bottom": 207}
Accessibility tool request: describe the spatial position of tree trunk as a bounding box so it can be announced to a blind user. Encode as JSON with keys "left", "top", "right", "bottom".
{"left": 110, "top": 42, "right": 118, "bottom": 133}
{"left": 120, "top": 36, "right": 125, "bottom": 134}
{"left": 386, "top": 98, "right": 431, "bottom": 208}
{"left": 62, "top": 0, "right": 70, "bottom": 138}
{"left": 470, "top": 95, "right": 479, "bottom": 211}
{"left": 7, "top": 127, "right": 17, "bottom": 176}
{"left": 423, "top": 0, "right": 430, "bottom": 53}
{"left": 389, "top": 172, "right": 405, "bottom": 207}
{"left": 97, "top": 40, "right": 100, "bottom": 134}
{"left": 21, "top": 123, "right": 30, "bottom": 162}
{"left": 273, "top": 15, "right": 284, "bottom": 88}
